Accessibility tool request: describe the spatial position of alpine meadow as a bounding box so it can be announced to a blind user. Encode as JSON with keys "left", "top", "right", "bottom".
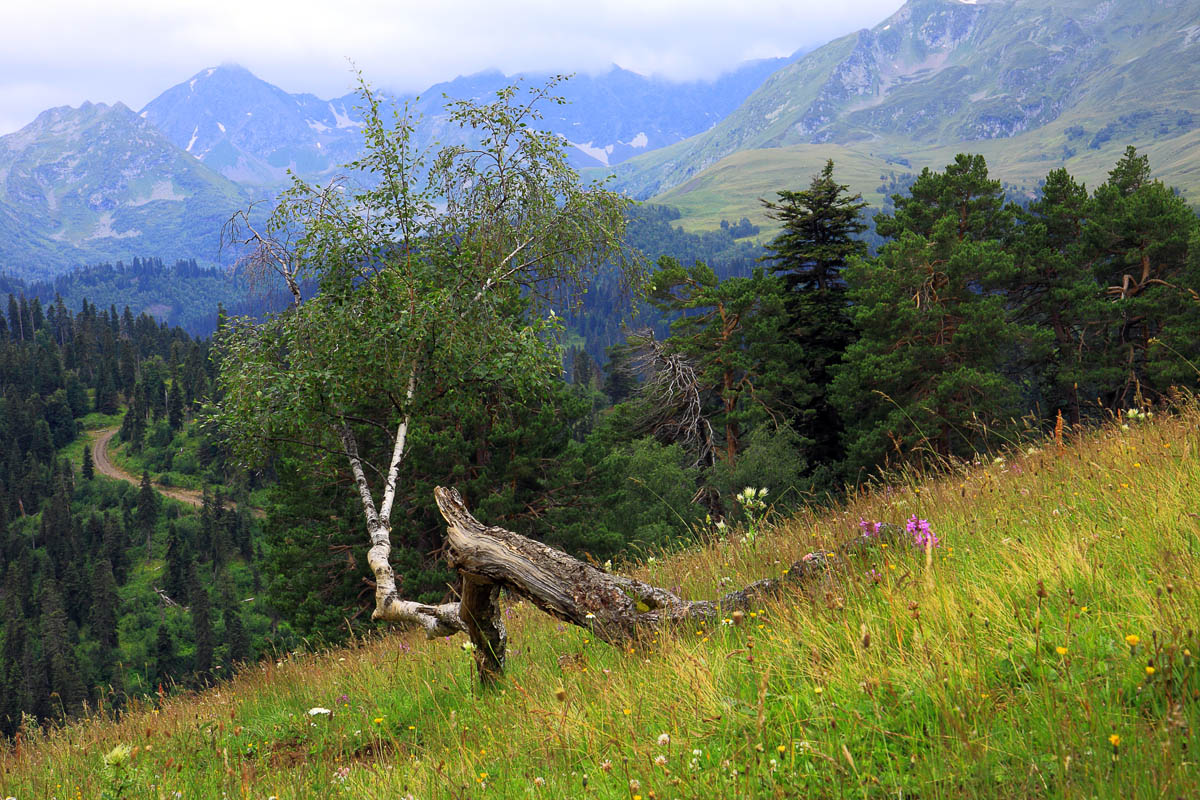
{"left": 1, "top": 0, "right": 1199, "bottom": 798}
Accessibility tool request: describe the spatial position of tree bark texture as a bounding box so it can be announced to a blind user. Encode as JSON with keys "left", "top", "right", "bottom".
{"left": 427, "top": 486, "right": 906, "bottom": 672}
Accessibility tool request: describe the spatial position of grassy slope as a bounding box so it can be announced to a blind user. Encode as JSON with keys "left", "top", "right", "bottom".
{"left": 4, "top": 407, "right": 1199, "bottom": 798}
{"left": 651, "top": 129, "right": 1200, "bottom": 234}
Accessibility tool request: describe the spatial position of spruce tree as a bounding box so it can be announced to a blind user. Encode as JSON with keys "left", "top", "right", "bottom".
{"left": 136, "top": 470, "right": 158, "bottom": 556}
{"left": 163, "top": 523, "right": 189, "bottom": 604}
{"left": 167, "top": 379, "right": 184, "bottom": 431}
{"left": 218, "top": 573, "right": 251, "bottom": 666}
{"left": 81, "top": 444, "right": 94, "bottom": 480}
{"left": 40, "top": 578, "right": 86, "bottom": 719}
{"left": 760, "top": 160, "right": 867, "bottom": 476}
{"left": 188, "top": 563, "right": 214, "bottom": 682}
{"left": 154, "top": 623, "right": 176, "bottom": 685}
{"left": 91, "top": 558, "right": 120, "bottom": 656}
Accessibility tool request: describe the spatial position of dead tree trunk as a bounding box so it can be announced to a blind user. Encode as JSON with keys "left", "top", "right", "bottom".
{"left": 431, "top": 486, "right": 904, "bottom": 680}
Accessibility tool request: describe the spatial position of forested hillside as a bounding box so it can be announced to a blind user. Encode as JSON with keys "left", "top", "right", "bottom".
{"left": 0, "top": 257, "right": 306, "bottom": 338}
{"left": 0, "top": 297, "right": 280, "bottom": 735}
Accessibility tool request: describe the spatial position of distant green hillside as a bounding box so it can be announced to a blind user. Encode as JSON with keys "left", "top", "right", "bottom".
{"left": 611, "top": 0, "right": 1200, "bottom": 229}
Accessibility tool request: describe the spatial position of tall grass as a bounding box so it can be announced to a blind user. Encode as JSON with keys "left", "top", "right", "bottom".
{"left": 3, "top": 405, "right": 1197, "bottom": 798}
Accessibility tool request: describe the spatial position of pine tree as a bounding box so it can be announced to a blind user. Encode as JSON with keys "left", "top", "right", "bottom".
{"left": 831, "top": 154, "right": 1042, "bottom": 473}
{"left": 1084, "top": 146, "right": 1200, "bottom": 405}
{"left": 645, "top": 257, "right": 795, "bottom": 467}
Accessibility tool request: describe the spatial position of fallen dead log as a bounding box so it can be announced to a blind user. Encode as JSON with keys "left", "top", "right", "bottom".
{"left": 430, "top": 485, "right": 906, "bottom": 682}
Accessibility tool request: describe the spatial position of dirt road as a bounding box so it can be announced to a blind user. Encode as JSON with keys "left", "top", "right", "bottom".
{"left": 88, "top": 427, "right": 264, "bottom": 518}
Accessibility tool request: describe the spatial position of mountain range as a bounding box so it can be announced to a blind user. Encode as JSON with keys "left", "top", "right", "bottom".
{"left": 0, "top": 55, "right": 799, "bottom": 277}
{"left": 0, "top": 101, "right": 245, "bottom": 279}
{"left": 4, "top": 0, "right": 1200, "bottom": 278}
{"left": 612, "top": 0, "right": 1200, "bottom": 227}
{"left": 140, "top": 57, "right": 802, "bottom": 185}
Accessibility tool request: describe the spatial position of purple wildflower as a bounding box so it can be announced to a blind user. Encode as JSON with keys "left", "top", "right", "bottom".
{"left": 905, "top": 515, "right": 940, "bottom": 549}
{"left": 858, "top": 518, "right": 882, "bottom": 537}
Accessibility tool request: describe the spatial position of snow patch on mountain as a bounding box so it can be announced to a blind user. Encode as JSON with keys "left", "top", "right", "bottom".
{"left": 571, "top": 140, "right": 613, "bottom": 165}
{"left": 329, "top": 103, "right": 360, "bottom": 129}
{"left": 128, "top": 180, "right": 187, "bottom": 206}
{"left": 87, "top": 212, "right": 141, "bottom": 240}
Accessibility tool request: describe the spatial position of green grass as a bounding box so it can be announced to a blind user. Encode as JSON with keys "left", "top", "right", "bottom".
{"left": 647, "top": 127, "right": 1200, "bottom": 234}
{"left": 651, "top": 144, "right": 896, "bottom": 233}
{"left": 4, "top": 405, "right": 1198, "bottom": 798}
{"left": 105, "top": 428, "right": 207, "bottom": 492}
{"left": 58, "top": 412, "right": 124, "bottom": 468}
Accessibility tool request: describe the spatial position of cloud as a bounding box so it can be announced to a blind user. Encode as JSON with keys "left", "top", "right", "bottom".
{"left": 0, "top": 0, "right": 903, "bottom": 134}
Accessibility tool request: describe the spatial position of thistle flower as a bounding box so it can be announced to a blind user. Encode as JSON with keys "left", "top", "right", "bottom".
{"left": 103, "top": 744, "right": 132, "bottom": 767}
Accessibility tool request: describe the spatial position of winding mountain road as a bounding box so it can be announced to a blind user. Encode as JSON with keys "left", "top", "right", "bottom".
{"left": 88, "top": 427, "right": 264, "bottom": 517}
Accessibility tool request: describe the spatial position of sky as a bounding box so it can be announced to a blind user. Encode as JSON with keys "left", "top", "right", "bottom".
{"left": 0, "top": 0, "right": 903, "bottom": 135}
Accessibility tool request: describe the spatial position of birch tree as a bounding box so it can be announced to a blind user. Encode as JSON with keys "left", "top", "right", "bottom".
{"left": 213, "top": 77, "right": 634, "bottom": 639}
